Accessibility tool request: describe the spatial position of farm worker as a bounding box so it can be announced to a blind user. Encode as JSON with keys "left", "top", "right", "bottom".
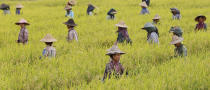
{"left": 66, "top": 0, "right": 76, "bottom": 7}
{"left": 170, "top": 35, "right": 187, "bottom": 57}
{"left": 170, "top": 8, "right": 181, "bottom": 20}
{"left": 142, "top": 0, "right": 150, "bottom": 6}
{"left": 87, "top": 3, "right": 96, "bottom": 15}
{"left": 0, "top": 3, "right": 10, "bottom": 15}
{"left": 63, "top": 19, "right": 78, "bottom": 42}
{"left": 194, "top": 15, "right": 207, "bottom": 31}
{"left": 115, "top": 21, "right": 132, "bottom": 44}
{"left": 40, "top": 34, "right": 57, "bottom": 58}
{"left": 65, "top": 5, "right": 74, "bottom": 18}
{"left": 102, "top": 44, "right": 127, "bottom": 81}
{"left": 142, "top": 23, "right": 159, "bottom": 44}
{"left": 107, "top": 8, "right": 117, "bottom": 20}
{"left": 15, "top": 19, "right": 29, "bottom": 44}
{"left": 140, "top": 2, "right": 149, "bottom": 15}
{"left": 16, "top": 4, "right": 24, "bottom": 15}
{"left": 152, "top": 14, "right": 160, "bottom": 25}
{"left": 169, "top": 26, "right": 183, "bottom": 37}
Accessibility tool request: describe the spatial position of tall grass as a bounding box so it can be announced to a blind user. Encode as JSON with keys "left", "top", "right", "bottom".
{"left": 0, "top": 0, "right": 209, "bottom": 89}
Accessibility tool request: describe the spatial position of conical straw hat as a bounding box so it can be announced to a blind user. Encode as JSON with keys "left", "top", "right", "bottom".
{"left": 170, "top": 35, "right": 183, "bottom": 45}
{"left": 15, "top": 19, "right": 30, "bottom": 25}
{"left": 153, "top": 14, "right": 160, "bottom": 20}
{"left": 106, "top": 45, "right": 125, "bottom": 55}
{"left": 115, "top": 21, "right": 128, "bottom": 28}
{"left": 16, "top": 4, "right": 24, "bottom": 8}
{"left": 40, "top": 34, "right": 57, "bottom": 42}
{"left": 68, "top": 0, "right": 76, "bottom": 6}
{"left": 140, "top": 1, "right": 147, "bottom": 8}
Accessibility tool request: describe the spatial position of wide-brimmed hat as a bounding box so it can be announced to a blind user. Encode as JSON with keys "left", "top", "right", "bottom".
{"left": 153, "top": 14, "right": 160, "bottom": 20}
{"left": 40, "top": 34, "right": 57, "bottom": 42}
{"left": 16, "top": 4, "right": 24, "bottom": 8}
{"left": 195, "top": 15, "right": 206, "bottom": 22}
{"left": 142, "top": 23, "right": 155, "bottom": 29}
{"left": 170, "top": 35, "right": 183, "bottom": 45}
{"left": 64, "top": 5, "right": 72, "bottom": 10}
{"left": 109, "top": 8, "right": 117, "bottom": 14}
{"left": 170, "top": 8, "right": 178, "bottom": 11}
{"left": 169, "top": 26, "right": 183, "bottom": 37}
{"left": 88, "top": 3, "right": 94, "bottom": 6}
{"left": 0, "top": 3, "right": 9, "bottom": 9}
{"left": 115, "top": 21, "right": 128, "bottom": 28}
{"left": 15, "top": 19, "right": 30, "bottom": 25}
{"left": 67, "top": 0, "right": 76, "bottom": 6}
{"left": 141, "top": 23, "right": 157, "bottom": 32}
{"left": 106, "top": 45, "right": 125, "bottom": 55}
{"left": 140, "top": 1, "right": 147, "bottom": 8}
{"left": 63, "top": 19, "right": 77, "bottom": 26}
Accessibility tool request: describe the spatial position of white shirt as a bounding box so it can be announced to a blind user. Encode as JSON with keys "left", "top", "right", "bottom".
{"left": 67, "top": 29, "right": 78, "bottom": 42}
{"left": 148, "top": 32, "right": 159, "bottom": 44}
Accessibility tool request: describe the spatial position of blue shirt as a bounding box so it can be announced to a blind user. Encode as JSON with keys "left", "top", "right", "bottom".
{"left": 16, "top": 8, "right": 21, "bottom": 15}
{"left": 66, "top": 10, "right": 74, "bottom": 18}
{"left": 140, "top": 8, "right": 149, "bottom": 14}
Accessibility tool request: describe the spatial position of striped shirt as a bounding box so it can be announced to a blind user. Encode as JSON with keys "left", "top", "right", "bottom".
{"left": 195, "top": 23, "right": 207, "bottom": 31}
{"left": 18, "top": 28, "right": 28, "bottom": 44}
{"left": 103, "top": 60, "right": 125, "bottom": 81}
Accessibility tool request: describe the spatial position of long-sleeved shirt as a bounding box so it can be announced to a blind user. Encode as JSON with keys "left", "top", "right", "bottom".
{"left": 16, "top": 8, "right": 21, "bottom": 15}
{"left": 117, "top": 30, "right": 132, "bottom": 44}
{"left": 195, "top": 23, "right": 207, "bottom": 31}
{"left": 172, "top": 14, "right": 181, "bottom": 20}
{"left": 42, "top": 46, "right": 56, "bottom": 58}
{"left": 103, "top": 60, "right": 125, "bottom": 81}
{"left": 147, "top": 32, "right": 159, "bottom": 44}
{"left": 3, "top": 10, "right": 10, "bottom": 15}
{"left": 18, "top": 28, "right": 28, "bottom": 44}
{"left": 174, "top": 44, "right": 187, "bottom": 57}
{"left": 107, "top": 9, "right": 116, "bottom": 19}
{"left": 66, "top": 10, "right": 74, "bottom": 18}
{"left": 67, "top": 29, "right": 78, "bottom": 42}
{"left": 140, "top": 8, "right": 149, "bottom": 15}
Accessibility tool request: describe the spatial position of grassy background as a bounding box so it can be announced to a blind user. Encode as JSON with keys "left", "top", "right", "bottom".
{"left": 0, "top": 0, "right": 209, "bottom": 89}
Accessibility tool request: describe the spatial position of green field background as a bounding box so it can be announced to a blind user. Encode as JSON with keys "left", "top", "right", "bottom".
{"left": 0, "top": 0, "right": 209, "bottom": 89}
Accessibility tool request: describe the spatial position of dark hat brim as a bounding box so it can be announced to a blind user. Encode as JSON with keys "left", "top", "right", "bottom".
{"left": 152, "top": 18, "right": 160, "bottom": 20}
{"left": 141, "top": 27, "right": 150, "bottom": 30}
{"left": 63, "top": 22, "right": 77, "bottom": 26}
{"left": 0, "top": 4, "right": 9, "bottom": 9}
{"left": 106, "top": 52, "right": 126, "bottom": 56}
{"left": 170, "top": 8, "right": 176, "bottom": 10}
{"left": 195, "top": 15, "right": 206, "bottom": 21}
{"left": 15, "top": 22, "right": 30, "bottom": 25}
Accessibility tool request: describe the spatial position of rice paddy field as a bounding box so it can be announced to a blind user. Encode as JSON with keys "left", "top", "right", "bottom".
{"left": 0, "top": 0, "right": 210, "bottom": 89}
